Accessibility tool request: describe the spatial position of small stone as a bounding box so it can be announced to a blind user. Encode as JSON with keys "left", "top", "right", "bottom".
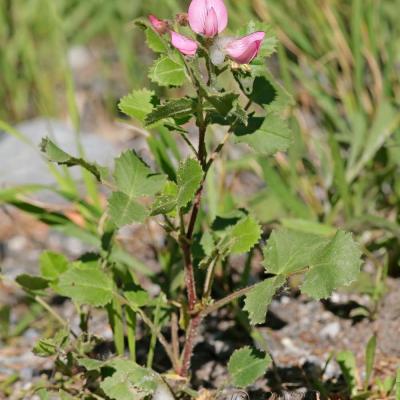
{"left": 320, "top": 322, "right": 340, "bottom": 340}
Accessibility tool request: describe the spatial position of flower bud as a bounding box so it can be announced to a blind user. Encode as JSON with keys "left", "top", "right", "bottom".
{"left": 176, "top": 13, "right": 189, "bottom": 27}
{"left": 148, "top": 15, "right": 169, "bottom": 35}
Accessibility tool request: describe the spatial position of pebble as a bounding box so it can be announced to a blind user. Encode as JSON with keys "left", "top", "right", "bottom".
{"left": 320, "top": 322, "right": 340, "bottom": 340}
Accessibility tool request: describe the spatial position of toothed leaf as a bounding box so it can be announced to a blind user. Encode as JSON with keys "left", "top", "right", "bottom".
{"left": 119, "top": 89, "right": 155, "bottom": 122}
{"left": 108, "top": 191, "right": 148, "bottom": 227}
{"left": 221, "top": 216, "right": 262, "bottom": 254}
{"left": 176, "top": 159, "right": 203, "bottom": 209}
{"left": 100, "top": 359, "right": 158, "bottom": 400}
{"left": 114, "top": 151, "right": 166, "bottom": 198}
{"left": 55, "top": 263, "right": 113, "bottom": 306}
{"left": 263, "top": 229, "right": 362, "bottom": 299}
{"left": 244, "top": 275, "right": 285, "bottom": 325}
{"left": 40, "top": 137, "right": 109, "bottom": 182}
{"left": 145, "top": 97, "right": 195, "bottom": 126}
{"left": 149, "top": 56, "right": 186, "bottom": 87}
{"left": 233, "top": 113, "right": 292, "bottom": 156}
{"left": 228, "top": 346, "right": 271, "bottom": 388}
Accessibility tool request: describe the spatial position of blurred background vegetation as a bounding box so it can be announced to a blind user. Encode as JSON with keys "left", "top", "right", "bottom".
{"left": 1, "top": 0, "right": 400, "bottom": 274}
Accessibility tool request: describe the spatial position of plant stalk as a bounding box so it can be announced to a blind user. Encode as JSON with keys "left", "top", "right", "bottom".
{"left": 179, "top": 314, "right": 202, "bottom": 377}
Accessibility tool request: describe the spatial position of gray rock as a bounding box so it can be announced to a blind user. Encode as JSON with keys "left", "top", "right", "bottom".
{"left": 320, "top": 322, "right": 340, "bottom": 340}
{"left": 0, "top": 118, "right": 118, "bottom": 187}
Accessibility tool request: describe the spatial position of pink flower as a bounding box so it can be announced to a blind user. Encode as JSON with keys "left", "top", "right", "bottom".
{"left": 224, "top": 31, "right": 265, "bottom": 64}
{"left": 188, "top": 0, "right": 228, "bottom": 37}
{"left": 170, "top": 31, "right": 198, "bottom": 56}
{"left": 148, "top": 15, "right": 168, "bottom": 34}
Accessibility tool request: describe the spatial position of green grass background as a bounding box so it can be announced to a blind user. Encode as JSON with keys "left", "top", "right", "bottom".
{"left": 1, "top": 0, "right": 400, "bottom": 266}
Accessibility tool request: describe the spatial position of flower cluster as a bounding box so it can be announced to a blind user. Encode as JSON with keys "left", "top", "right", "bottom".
{"left": 149, "top": 0, "right": 265, "bottom": 65}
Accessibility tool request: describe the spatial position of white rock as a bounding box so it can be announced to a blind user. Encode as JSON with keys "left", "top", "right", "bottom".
{"left": 320, "top": 322, "right": 340, "bottom": 340}
{"left": 0, "top": 118, "right": 117, "bottom": 189}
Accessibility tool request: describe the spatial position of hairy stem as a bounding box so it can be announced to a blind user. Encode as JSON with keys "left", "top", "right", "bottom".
{"left": 201, "top": 282, "right": 259, "bottom": 317}
{"left": 179, "top": 314, "right": 202, "bottom": 377}
{"left": 178, "top": 88, "right": 211, "bottom": 376}
{"left": 179, "top": 210, "right": 198, "bottom": 311}
{"left": 197, "top": 99, "right": 207, "bottom": 169}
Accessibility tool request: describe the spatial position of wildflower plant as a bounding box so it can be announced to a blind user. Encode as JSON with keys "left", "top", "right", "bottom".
{"left": 15, "top": 0, "right": 363, "bottom": 397}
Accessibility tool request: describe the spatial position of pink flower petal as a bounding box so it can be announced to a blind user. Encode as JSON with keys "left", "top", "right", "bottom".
{"left": 204, "top": 7, "right": 219, "bottom": 37}
{"left": 225, "top": 31, "right": 265, "bottom": 64}
{"left": 148, "top": 15, "right": 168, "bottom": 34}
{"left": 170, "top": 31, "right": 198, "bottom": 56}
{"left": 188, "top": 0, "right": 227, "bottom": 36}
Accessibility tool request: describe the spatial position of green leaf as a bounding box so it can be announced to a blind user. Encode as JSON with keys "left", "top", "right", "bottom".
{"left": 176, "top": 159, "right": 203, "bottom": 209}
{"left": 146, "top": 28, "right": 169, "bottom": 53}
{"left": 200, "top": 231, "right": 215, "bottom": 257}
{"left": 33, "top": 330, "right": 69, "bottom": 357}
{"left": 264, "top": 229, "right": 362, "bottom": 299}
{"left": 264, "top": 230, "right": 325, "bottom": 276}
{"left": 134, "top": 17, "right": 169, "bottom": 54}
{"left": 151, "top": 195, "right": 176, "bottom": 216}
{"left": 337, "top": 351, "right": 358, "bottom": 396}
{"left": 150, "top": 181, "right": 178, "bottom": 216}
{"left": 108, "top": 191, "right": 148, "bottom": 227}
{"left": 149, "top": 56, "right": 186, "bottom": 87}
{"left": 16, "top": 274, "right": 49, "bottom": 291}
{"left": 228, "top": 346, "right": 271, "bottom": 388}
{"left": 206, "top": 92, "right": 239, "bottom": 116}
{"left": 124, "top": 290, "right": 152, "bottom": 308}
{"left": 145, "top": 97, "right": 195, "bottom": 126}
{"left": 39, "top": 251, "right": 68, "bottom": 281}
{"left": 280, "top": 218, "right": 337, "bottom": 236}
{"left": 55, "top": 263, "right": 113, "bottom": 306}
{"left": 109, "top": 150, "right": 165, "bottom": 226}
{"left": 114, "top": 151, "right": 166, "bottom": 198}
{"left": 244, "top": 276, "right": 285, "bottom": 325}
{"left": 233, "top": 113, "right": 292, "bottom": 156}
{"left": 40, "top": 137, "right": 108, "bottom": 182}
{"left": 78, "top": 358, "right": 107, "bottom": 371}
{"left": 365, "top": 335, "right": 376, "bottom": 388}
{"left": 119, "top": 89, "right": 155, "bottom": 122}
{"left": 300, "top": 231, "right": 363, "bottom": 299}
{"left": 234, "top": 67, "right": 293, "bottom": 112}
{"left": 220, "top": 216, "right": 262, "bottom": 254}
{"left": 100, "top": 359, "right": 158, "bottom": 400}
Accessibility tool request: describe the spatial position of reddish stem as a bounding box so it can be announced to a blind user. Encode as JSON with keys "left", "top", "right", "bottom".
{"left": 181, "top": 238, "right": 197, "bottom": 311}
{"left": 178, "top": 93, "right": 210, "bottom": 377}
{"left": 179, "top": 314, "right": 202, "bottom": 377}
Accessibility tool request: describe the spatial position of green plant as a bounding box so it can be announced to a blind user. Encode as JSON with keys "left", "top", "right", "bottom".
{"left": 336, "top": 335, "right": 399, "bottom": 399}
{"left": 2, "top": 1, "right": 364, "bottom": 398}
